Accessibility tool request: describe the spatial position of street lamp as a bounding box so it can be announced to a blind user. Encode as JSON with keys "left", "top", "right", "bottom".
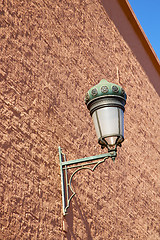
{"left": 59, "top": 79, "right": 127, "bottom": 216}
{"left": 85, "top": 79, "right": 127, "bottom": 151}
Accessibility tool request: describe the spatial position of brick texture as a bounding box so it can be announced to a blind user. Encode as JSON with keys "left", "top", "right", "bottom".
{"left": 0, "top": 0, "right": 160, "bottom": 239}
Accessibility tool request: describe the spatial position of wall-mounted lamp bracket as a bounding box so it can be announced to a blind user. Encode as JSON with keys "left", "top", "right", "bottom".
{"left": 59, "top": 146, "right": 117, "bottom": 216}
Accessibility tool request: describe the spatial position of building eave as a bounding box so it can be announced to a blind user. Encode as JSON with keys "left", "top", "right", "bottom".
{"left": 102, "top": 0, "right": 160, "bottom": 95}
{"left": 120, "top": 0, "right": 160, "bottom": 73}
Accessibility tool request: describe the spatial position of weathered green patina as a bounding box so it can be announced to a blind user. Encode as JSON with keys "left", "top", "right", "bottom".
{"left": 59, "top": 146, "right": 117, "bottom": 216}
{"left": 85, "top": 79, "right": 127, "bottom": 105}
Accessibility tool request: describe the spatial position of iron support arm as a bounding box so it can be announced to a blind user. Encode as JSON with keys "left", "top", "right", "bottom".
{"left": 59, "top": 146, "right": 117, "bottom": 215}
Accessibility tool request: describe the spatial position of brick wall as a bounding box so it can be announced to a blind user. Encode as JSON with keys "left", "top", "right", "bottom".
{"left": 0, "top": 0, "right": 159, "bottom": 239}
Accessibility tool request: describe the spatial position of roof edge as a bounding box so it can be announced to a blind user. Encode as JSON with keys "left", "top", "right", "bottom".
{"left": 119, "top": 0, "right": 160, "bottom": 74}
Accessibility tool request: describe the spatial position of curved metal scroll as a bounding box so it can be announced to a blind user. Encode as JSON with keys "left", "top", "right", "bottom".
{"left": 65, "top": 156, "right": 109, "bottom": 214}
{"left": 59, "top": 146, "right": 117, "bottom": 215}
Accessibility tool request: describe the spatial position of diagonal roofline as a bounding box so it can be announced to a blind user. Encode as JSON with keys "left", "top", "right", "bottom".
{"left": 120, "top": 0, "right": 160, "bottom": 72}
{"left": 102, "top": 0, "right": 160, "bottom": 95}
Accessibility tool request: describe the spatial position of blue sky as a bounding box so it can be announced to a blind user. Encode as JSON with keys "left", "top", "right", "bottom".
{"left": 128, "top": 0, "right": 160, "bottom": 60}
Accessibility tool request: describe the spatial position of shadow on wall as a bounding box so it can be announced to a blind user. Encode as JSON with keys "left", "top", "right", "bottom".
{"left": 63, "top": 197, "right": 93, "bottom": 240}
{"left": 101, "top": 0, "right": 160, "bottom": 96}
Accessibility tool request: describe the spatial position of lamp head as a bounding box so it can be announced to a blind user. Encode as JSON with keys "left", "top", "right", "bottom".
{"left": 85, "top": 79, "right": 127, "bottom": 150}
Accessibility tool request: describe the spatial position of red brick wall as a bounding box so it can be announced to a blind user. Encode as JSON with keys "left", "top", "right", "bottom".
{"left": 0, "top": 0, "right": 159, "bottom": 239}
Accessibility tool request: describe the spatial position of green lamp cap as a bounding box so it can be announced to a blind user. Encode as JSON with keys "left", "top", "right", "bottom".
{"left": 85, "top": 79, "right": 127, "bottom": 104}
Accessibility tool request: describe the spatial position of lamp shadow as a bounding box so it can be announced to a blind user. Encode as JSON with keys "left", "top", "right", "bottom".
{"left": 63, "top": 202, "right": 76, "bottom": 240}
{"left": 64, "top": 197, "right": 93, "bottom": 240}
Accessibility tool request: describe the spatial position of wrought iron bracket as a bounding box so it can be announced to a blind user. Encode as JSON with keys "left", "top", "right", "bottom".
{"left": 59, "top": 146, "right": 117, "bottom": 216}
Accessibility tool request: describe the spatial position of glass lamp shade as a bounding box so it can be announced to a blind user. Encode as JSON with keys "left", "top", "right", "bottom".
{"left": 92, "top": 107, "right": 124, "bottom": 147}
